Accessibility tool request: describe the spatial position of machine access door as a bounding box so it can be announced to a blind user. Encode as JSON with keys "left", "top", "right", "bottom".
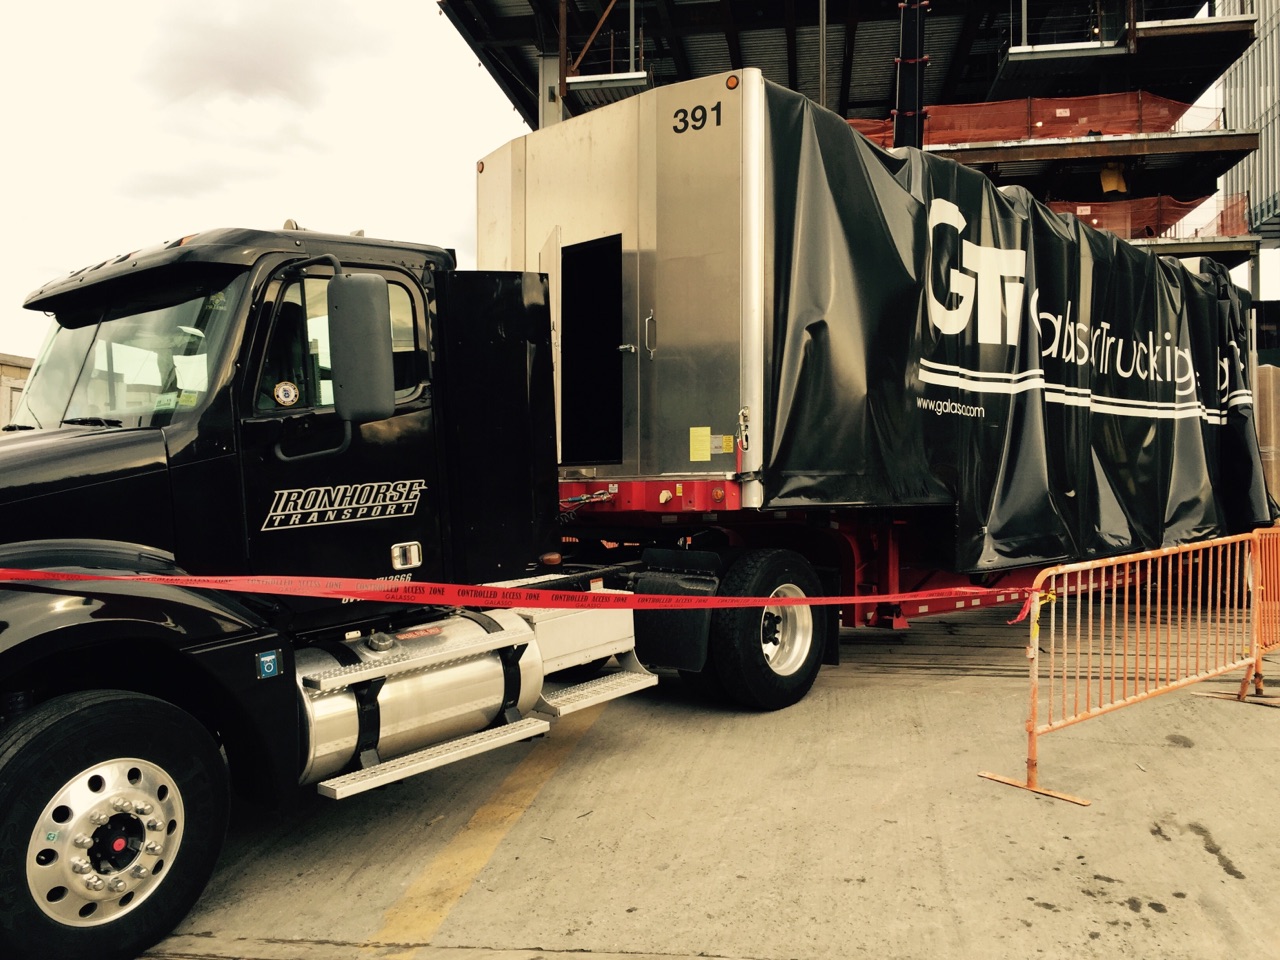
{"left": 637, "top": 76, "right": 748, "bottom": 478}
{"left": 239, "top": 271, "right": 444, "bottom": 627}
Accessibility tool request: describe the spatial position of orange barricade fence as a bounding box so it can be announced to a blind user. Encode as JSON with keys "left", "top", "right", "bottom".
{"left": 1188, "top": 193, "right": 1252, "bottom": 241}
{"left": 1248, "top": 527, "right": 1280, "bottom": 691}
{"left": 1046, "top": 196, "right": 1217, "bottom": 241}
{"left": 847, "top": 91, "right": 1218, "bottom": 149}
{"left": 981, "top": 533, "right": 1266, "bottom": 805}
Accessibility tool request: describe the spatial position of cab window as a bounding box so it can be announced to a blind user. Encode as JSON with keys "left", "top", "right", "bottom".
{"left": 256, "top": 276, "right": 420, "bottom": 413}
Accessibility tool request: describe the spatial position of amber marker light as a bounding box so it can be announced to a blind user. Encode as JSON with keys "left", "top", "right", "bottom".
{"left": 712, "top": 487, "right": 725, "bottom": 503}
{"left": 726, "top": 75, "right": 739, "bottom": 90}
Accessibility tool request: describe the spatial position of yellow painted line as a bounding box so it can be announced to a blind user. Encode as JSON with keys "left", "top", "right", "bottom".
{"left": 365, "top": 705, "right": 605, "bottom": 956}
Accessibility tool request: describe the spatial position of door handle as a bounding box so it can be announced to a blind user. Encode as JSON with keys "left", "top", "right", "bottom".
{"left": 644, "top": 310, "right": 656, "bottom": 360}
{"left": 274, "top": 420, "right": 352, "bottom": 462}
{"left": 392, "top": 541, "right": 423, "bottom": 570}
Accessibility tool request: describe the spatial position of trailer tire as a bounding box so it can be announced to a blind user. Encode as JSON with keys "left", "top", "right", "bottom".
{"left": 710, "top": 550, "right": 827, "bottom": 710}
{"left": 0, "top": 690, "right": 229, "bottom": 960}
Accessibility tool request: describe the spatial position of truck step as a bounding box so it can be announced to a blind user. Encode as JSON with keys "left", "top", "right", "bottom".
{"left": 534, "top": 668, "right": 658, "bottom": 719}
{"left": 316, "top": 717, "right": 551, "bottom": 800}
{"left": 301, "top": 625, "right": 531, "bottom": 692}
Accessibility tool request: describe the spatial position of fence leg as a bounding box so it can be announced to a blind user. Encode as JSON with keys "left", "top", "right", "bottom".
{"left": 1026, "top": 603, "right": 1042, "bottom": 792}
{"left": 1237, "top": 662, "right": 1256, "bottom": 700}
{"left": 979, "top": 591, "right": 1091, "bottom": 805}
{"left": 1238, "top": 659, "right": 1266, "bottom": 698}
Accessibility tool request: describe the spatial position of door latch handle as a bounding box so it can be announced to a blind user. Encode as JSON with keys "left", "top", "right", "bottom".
{"left": 644, "top": 310, "right": 656, "bottom": 360}
{"left": 617, "top": 343, "right": 637, "bottom": 353}
{"left": 392, "top": 541, "right": 423, "bottom": 570}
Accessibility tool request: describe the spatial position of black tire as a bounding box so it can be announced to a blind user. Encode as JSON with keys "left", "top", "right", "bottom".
{"left": 710, "top": 549, "right": 828, "bottom": 710}
{"left": 0, "top": 691, "right": 229, "bottom": 960}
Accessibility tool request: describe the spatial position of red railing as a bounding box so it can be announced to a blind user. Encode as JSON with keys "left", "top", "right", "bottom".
{"left": 1046, "top": 194, "right": 1251, "bottom": 241}
{"left": 850, "top": 91, "right": 1222, "bottom": 148}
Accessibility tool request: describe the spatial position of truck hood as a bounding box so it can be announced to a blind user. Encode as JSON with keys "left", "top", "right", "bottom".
{"left": 0, "top": 428, "right": 168, "bottom": 503}
{"left": 0, "top": 428, "right": 173, "bottom": 552}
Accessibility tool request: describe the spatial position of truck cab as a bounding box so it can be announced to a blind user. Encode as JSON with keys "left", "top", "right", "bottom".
{"left": 4, "top": 228, "right": 556, "bottom": 610}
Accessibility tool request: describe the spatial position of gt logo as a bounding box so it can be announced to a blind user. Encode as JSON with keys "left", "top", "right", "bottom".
{"left": 927, "top": 199, "right": 1028, "bottom": 347}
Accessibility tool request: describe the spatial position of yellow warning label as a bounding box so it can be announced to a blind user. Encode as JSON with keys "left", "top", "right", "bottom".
{"left": 689, "top": 427, "right": 712, "bottom": 462}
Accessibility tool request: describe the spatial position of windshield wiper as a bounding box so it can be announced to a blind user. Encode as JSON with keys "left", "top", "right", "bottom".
{"left": 61, "top": 417, "right": 124, "bottom": 428}
{"left": 1, "top": 423, "right": 35, "bottom": 431}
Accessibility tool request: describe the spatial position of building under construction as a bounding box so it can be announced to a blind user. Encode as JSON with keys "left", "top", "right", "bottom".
{"left": 440, "top": 0, "right": 1263, "bottom": 270}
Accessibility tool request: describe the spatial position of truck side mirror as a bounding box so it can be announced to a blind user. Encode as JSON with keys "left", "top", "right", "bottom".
{"left": 327, "top": 273, "right": 395, "bottom": 424}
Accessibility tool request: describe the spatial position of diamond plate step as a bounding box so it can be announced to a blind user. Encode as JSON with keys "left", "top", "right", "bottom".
{"left": 301, "top": 626, "right": 530, "bottom": 692}
{"left": 317, "top": 717, "right": 551, "bottom": 800}
{"left": 534, "top": 669, "right": 658, "bottom": 719}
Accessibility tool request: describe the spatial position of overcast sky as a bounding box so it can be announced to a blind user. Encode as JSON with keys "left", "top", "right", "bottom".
{"left": 0, "top": 0, "right": 530, "bottom": 359}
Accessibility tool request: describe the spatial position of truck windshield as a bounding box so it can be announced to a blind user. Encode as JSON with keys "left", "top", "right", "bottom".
{"left": 8, "top": 271, "right": 247, "bottom": 431}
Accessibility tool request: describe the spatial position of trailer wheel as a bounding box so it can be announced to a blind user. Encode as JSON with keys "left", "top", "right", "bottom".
{"left": 0, "top": 691, "right": 229, "bottom": 960}
{"left": 710, "top": 550, "right": 827, "bottom": 710}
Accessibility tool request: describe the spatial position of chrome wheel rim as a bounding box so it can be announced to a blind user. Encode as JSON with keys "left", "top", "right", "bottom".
{"left": 26, "top": 757, "right": 185, "bottom": 927}
{"left": 760, "top": 583, "right": 813, "bottom": 676}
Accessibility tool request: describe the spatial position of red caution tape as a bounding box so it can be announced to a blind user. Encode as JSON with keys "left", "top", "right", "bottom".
{"left": 1008, "top": 591, "right": 1040, "bottom": 624}
{"left": 0, "top": 567, "right": 1024, "bottom": 611}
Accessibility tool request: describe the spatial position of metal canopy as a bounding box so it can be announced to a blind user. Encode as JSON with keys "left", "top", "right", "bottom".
{"left": 565, "top": 70, "right": 652, "bottom": 108}
{"left": 930, "top": 130, "right": 1259, "bottom": 202}
{"left": 441, "top": 0, "right": 1260, "bottom": 261}
{"left": 438, "top": 0, "right": 1256, "bottom": 130}
{"left": 990, "top": 15, "right": 1257, "bottom": 101}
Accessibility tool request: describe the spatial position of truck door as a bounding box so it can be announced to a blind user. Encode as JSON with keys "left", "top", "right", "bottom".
{"left": 239, "top": 270, "right": 444, "bottom": 624}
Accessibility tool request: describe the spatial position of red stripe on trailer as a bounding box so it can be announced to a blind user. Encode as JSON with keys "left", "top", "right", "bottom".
{"left": 560, "top": 479, "right": 743, "bottom": 513}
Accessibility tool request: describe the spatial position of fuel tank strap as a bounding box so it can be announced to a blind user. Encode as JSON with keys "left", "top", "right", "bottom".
{"left": 454, "top": 609, "right": 504, "bottom": 633}
{"left": 352, "top": 678, "right": 386, "bottom": 771}
{"left": 451, "top": 600, "right": 528, "bottom": 725}
{"left": 494, "top": 645, "right": 528, "bottom": 726}
{"left": 451, "top": 609, "right": 525, "bottom": 724}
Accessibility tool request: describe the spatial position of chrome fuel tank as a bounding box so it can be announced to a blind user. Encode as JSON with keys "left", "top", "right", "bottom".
{"left": 295, "top": 609, "right": 542, "bottom": 784}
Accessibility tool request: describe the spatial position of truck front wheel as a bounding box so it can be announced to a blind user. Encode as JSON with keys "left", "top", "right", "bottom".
{"left": 710, "top": 549, "right": 828, "bottom": 710}
{"left": 0, "top": 691, "right": 229, "bottom": 960}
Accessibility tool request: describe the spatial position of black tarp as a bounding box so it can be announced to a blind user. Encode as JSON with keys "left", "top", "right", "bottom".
{"left": 759, "top": 80, "right": 1273, "bottom": 572}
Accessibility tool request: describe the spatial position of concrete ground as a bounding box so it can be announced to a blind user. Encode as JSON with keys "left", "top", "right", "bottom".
{"left": 146, "top": 606, "right": 1280, "bottom": 960}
